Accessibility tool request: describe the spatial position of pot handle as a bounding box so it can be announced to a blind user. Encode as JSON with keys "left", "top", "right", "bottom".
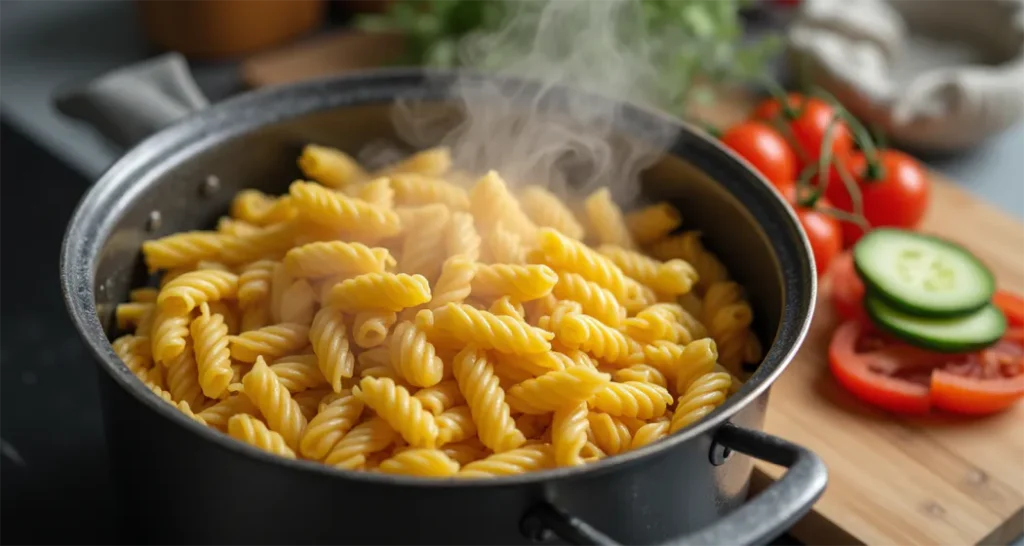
{"left": 521, "top": 423, "right": 828, "bottom": 546}
{"left": 53, "top": 52, "right": 209, "bottom": 149}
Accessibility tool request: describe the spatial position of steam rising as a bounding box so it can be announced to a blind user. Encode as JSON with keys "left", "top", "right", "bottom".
{"left": 387, "top": 0, "right": 681, "bottom": 204}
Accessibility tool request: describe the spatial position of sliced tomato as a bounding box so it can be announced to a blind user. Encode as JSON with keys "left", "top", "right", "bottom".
{"left": 826, "top": 251, "right": 868, "bottom": 324}
{"left": 993, "top": 290, "right": 1024, "bottom": 327}
{"left": 829, "top": 321, "right": 1024, "bottom": 415}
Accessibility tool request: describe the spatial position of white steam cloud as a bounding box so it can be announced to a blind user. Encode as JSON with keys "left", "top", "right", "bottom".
{"left": 385, "top": 0, "right": 682, "bottom": 205}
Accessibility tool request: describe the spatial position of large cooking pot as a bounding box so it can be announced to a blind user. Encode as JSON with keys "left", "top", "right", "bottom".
{"left": 57, "top": 53, "right": 825, "bottom": 545}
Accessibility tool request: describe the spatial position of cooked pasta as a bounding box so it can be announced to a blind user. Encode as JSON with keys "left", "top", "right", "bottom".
{"left": 242, "top": 356, "right": 308, "bottom": 450}
{"left": 114, "top": 147, "right": 762, "bottom": 478}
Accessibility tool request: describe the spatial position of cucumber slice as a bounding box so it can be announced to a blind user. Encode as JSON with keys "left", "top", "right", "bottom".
{"left": 865, "top": 294, "right": 1006, "bottom": 353}
{"left": 853, "top": 229, "right": 995, "bottom": 316}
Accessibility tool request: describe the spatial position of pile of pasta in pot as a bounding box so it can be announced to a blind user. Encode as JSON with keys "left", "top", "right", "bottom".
{"left": 111, "top": 144, "right": 761, "bottom": 478}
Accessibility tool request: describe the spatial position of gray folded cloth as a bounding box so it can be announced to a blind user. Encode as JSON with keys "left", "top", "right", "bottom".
{"left": 54, "top": 52, "right": 208, "bottom": 149}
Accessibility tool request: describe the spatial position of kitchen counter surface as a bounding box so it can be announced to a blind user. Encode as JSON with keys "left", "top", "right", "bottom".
{"left": 1, "top": 1, "right": 1021, "bottom": 545}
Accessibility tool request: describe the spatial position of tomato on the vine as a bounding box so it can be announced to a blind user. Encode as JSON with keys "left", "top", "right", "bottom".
{"left": 752, "top": 93, "right": 854, "bottom": 172}
{"left": 829, "top": 320, "right": 1024, "bottom": 415}
{"left": 720, "top": 121, "right": 797, "bottom": 190}
{"left": 826, "top": 149, "right": 930, "bottom": 246}
{"left": 778, "top": 183, "right": 841, "bottom": 277}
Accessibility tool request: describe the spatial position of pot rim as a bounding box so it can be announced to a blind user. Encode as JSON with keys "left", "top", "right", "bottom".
{"left": 61, "top": 67, "right": 817, "bottom": 487}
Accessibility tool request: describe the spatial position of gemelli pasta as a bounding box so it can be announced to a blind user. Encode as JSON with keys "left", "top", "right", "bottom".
{"left": 110, "top": 143, "right": 761, "bottom": 478}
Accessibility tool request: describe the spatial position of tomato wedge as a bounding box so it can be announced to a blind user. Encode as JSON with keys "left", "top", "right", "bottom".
{"left": 993, "top": 290, "right": 1024, "bottom": 327}
{"left": 829, "top": 321, "right": 1024, "bottom": 415}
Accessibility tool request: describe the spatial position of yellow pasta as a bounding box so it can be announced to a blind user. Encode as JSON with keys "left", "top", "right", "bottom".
{"left": 398, "top": 204, "right": 450, "bottom": 283}
{"left": 157, "top": 270, "right": 238, "bottom": 315}
{"left": 289, "top": 180, "right": 401, "bottom": 236}
{"left": 452, "top": 347, "right": 525, "bottom": 452}
{"left": 355, "top": 377, "right": 439, "bottom": 448}
{"left": 436, "top": 405, "right": 477, "bottom": 446}
{"left": 389, "top": 320, "right": 444, "bottom": 388}
{"left": 196, "top": 394, "right": 260, "bottom": 431}
{"left": 352, "top": 311, "right": 397, "bottom": 348}
{"left": 587, "top": 412, "right": 632, "bottom": 456}
{"left": 378, "top": 448, "right": 461, "bottom": 477}
{"left": 598, "top": 245, "right": 698, "bottom": 296}
{"left": 142, "top": 231, "right": 225, "bottom": 272}
{"left": 297, "top": 144, "right": 369, "bottom": 188}
{"left": 445, "top": 211, "right": 482, "bottom": 261}
{"left": 584, "top": 188, "right": 635, "bottom": 249}
{"left": 536, "top": 228, "right": 638, "bottom": 304}
{"left": 116, "top": 302, "right": 153, "bottom": 331}
{"left": 548, "top": 310, "right": 637, "bottom": 365}
{"left": 518, "top": 186, "right": 585, "bottom": 240}
{"left": 190, "top": 304, "right": 233, "bottom": 399}
{"left": 309, "top": 306, "right": 356, "bottom": 392}
{"left": 488, "top": 296, "right": 526, "bottom": 320}
{"left": 324, "top": 416, "right": 397, "bottom": 470}
{"left": 471, "top": 264, "right": 557, "bottom": 302}
{"left": 284, "top": 241, "right": 394, "bottom": 279}
{"left": 279, "top": 279, "right": 317, "bottom": 326}
{"left": 469, "top": 171, "right": 537, "bottom": 241}
{"left": 115, "top": 148, "right": 761, "bottom": 478}
{"left": 299, "top": 389, "right": 364, "bottom": 460}
{"left": 242, "top": 356, "right": 308, "bottom": 450}
{"left": 327, "top": 273, "right": 431, "bottom": 313}
{"left": 669, "top": 372, "right": 731, "bottom": 434}
{"left": 377, "top": 146, "right": 452, "bottom": 177}
{"left": 229, "top": 323, "right": 310, "bottom": 363}
{"left": 550, "top": 270, "right": 626, "bottom": 327}
{"left": 625, "top": 202, "right": 682, "bottom": 246}
{"left": 269, "top": 354, "right": 328, "bottom": 393}
{"left": 228, "top": 414, "right": 297, "bottom": 459}
{"left": 551, "top": 402, "right": 589, "bottom": 467}
{"left": 391, "top": 173, "right": 470, "bottom": 210}
{"left": 150, "top": 308, "right": 190, "bottom": 363}
{"left": 430, "top": 303, "right": 552, "bottom": 355}
{"left": 413, "top": 379, "right": 465, "bottom": 416}
{"left": 506, "top": 367, "right": 611, "bottom": 414}
{"left": 588, "top": 381, "right": 673, "bottom": 419}
{"left": 354, "top": 176, "right": 395, "bottom": 208}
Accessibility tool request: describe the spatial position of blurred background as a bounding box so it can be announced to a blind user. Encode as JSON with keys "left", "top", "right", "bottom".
{"left": 1, "top": 0, "right": 1021, "bottom": 544}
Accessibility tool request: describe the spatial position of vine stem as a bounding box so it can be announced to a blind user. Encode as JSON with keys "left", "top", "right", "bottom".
{"left": 811, "top": 88, "right": 886, "bottom": 181}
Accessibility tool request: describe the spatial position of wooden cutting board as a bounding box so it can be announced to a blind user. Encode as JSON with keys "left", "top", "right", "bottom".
{"left": 243, "top": 33, "right": 1024, "bottom": 545}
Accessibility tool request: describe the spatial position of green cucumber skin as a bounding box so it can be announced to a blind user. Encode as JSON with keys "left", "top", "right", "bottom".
{"left": 864, "top": 295, "right": 1007, "bottom": 353}
{"left": 853, "top": 229, "right": 995, "bottom": 318}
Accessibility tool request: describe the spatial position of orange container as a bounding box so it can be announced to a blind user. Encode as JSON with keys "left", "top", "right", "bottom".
{"left": 137, "top": 0, "right": 326, "bottom": 60}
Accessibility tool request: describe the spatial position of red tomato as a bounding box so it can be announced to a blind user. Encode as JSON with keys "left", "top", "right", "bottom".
{"left": 829, "top": 321, "right": 1024, "bottom": 415}
{"left": 993, "top": 290, "right": 1024, "bottom": 327}
{"left": 827, "top": 250, "right": 868, "bottom": 324}
{"left": 720, "top": 121, "right": 797, "bottom": 190}
{"left": 826, "top": 149, "right": 930, "bottom": 246}
{"left": 752, "top": 93, "right": 853, "bottom": 172}
{"left": 780, "top": 185, "right": 841, "bottom": 277}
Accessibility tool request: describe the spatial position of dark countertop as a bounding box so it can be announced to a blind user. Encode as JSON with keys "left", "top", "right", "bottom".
{"left": 1, "top": 1, "right": 1021, "bottom": 545}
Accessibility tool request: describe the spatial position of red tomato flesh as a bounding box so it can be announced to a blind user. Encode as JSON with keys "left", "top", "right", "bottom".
{"left": 826, "top": 250, "right": 868, "bottom": 324}
{"left": 993, "top": 290, "right": 1024, "bottom": 327}
{"left": 829, "top": 321, "right": 1024, "bottom": 415}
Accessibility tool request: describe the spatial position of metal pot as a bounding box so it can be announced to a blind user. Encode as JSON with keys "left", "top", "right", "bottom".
{"left": 57, "top": 53, "right": 825, "bottom": 545}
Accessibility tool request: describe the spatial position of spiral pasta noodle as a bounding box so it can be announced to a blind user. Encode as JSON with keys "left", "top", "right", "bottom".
{"left": 430, "top": 303, "right": 552, "bottom": 355}
{"left": 284, "top": 241, "right": 394, "bottom": 279}
{"left": 228, "top": 414, "right": 297, "bottom": 459}
{"left": 309, "top": 306, "right": 356, "bottom": 392}
{"left": 389, "top": 320, "right": 444, "bottom": 388}
{"left": 230, "top": 323, "right": 310, "bottom": 363}
{"left": 327, "top": 272, "right": 431, "bottom": 313}
{"left": 299, "top": 389, "right": 364, "bottom": 460}
{"left": 518, "top": 185, "right": 585, "bottom": 240}
{"left": 242, "top": 356, "right": 308, "bottom": 450}
{"left": 114, "top": 147, "right": 755, "bottom": 478}
{"left": 452, "top": 347, "right": 525, "bottom": 452}
{"left": 355, "top": 377, "right": 439, "bottom": 448}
